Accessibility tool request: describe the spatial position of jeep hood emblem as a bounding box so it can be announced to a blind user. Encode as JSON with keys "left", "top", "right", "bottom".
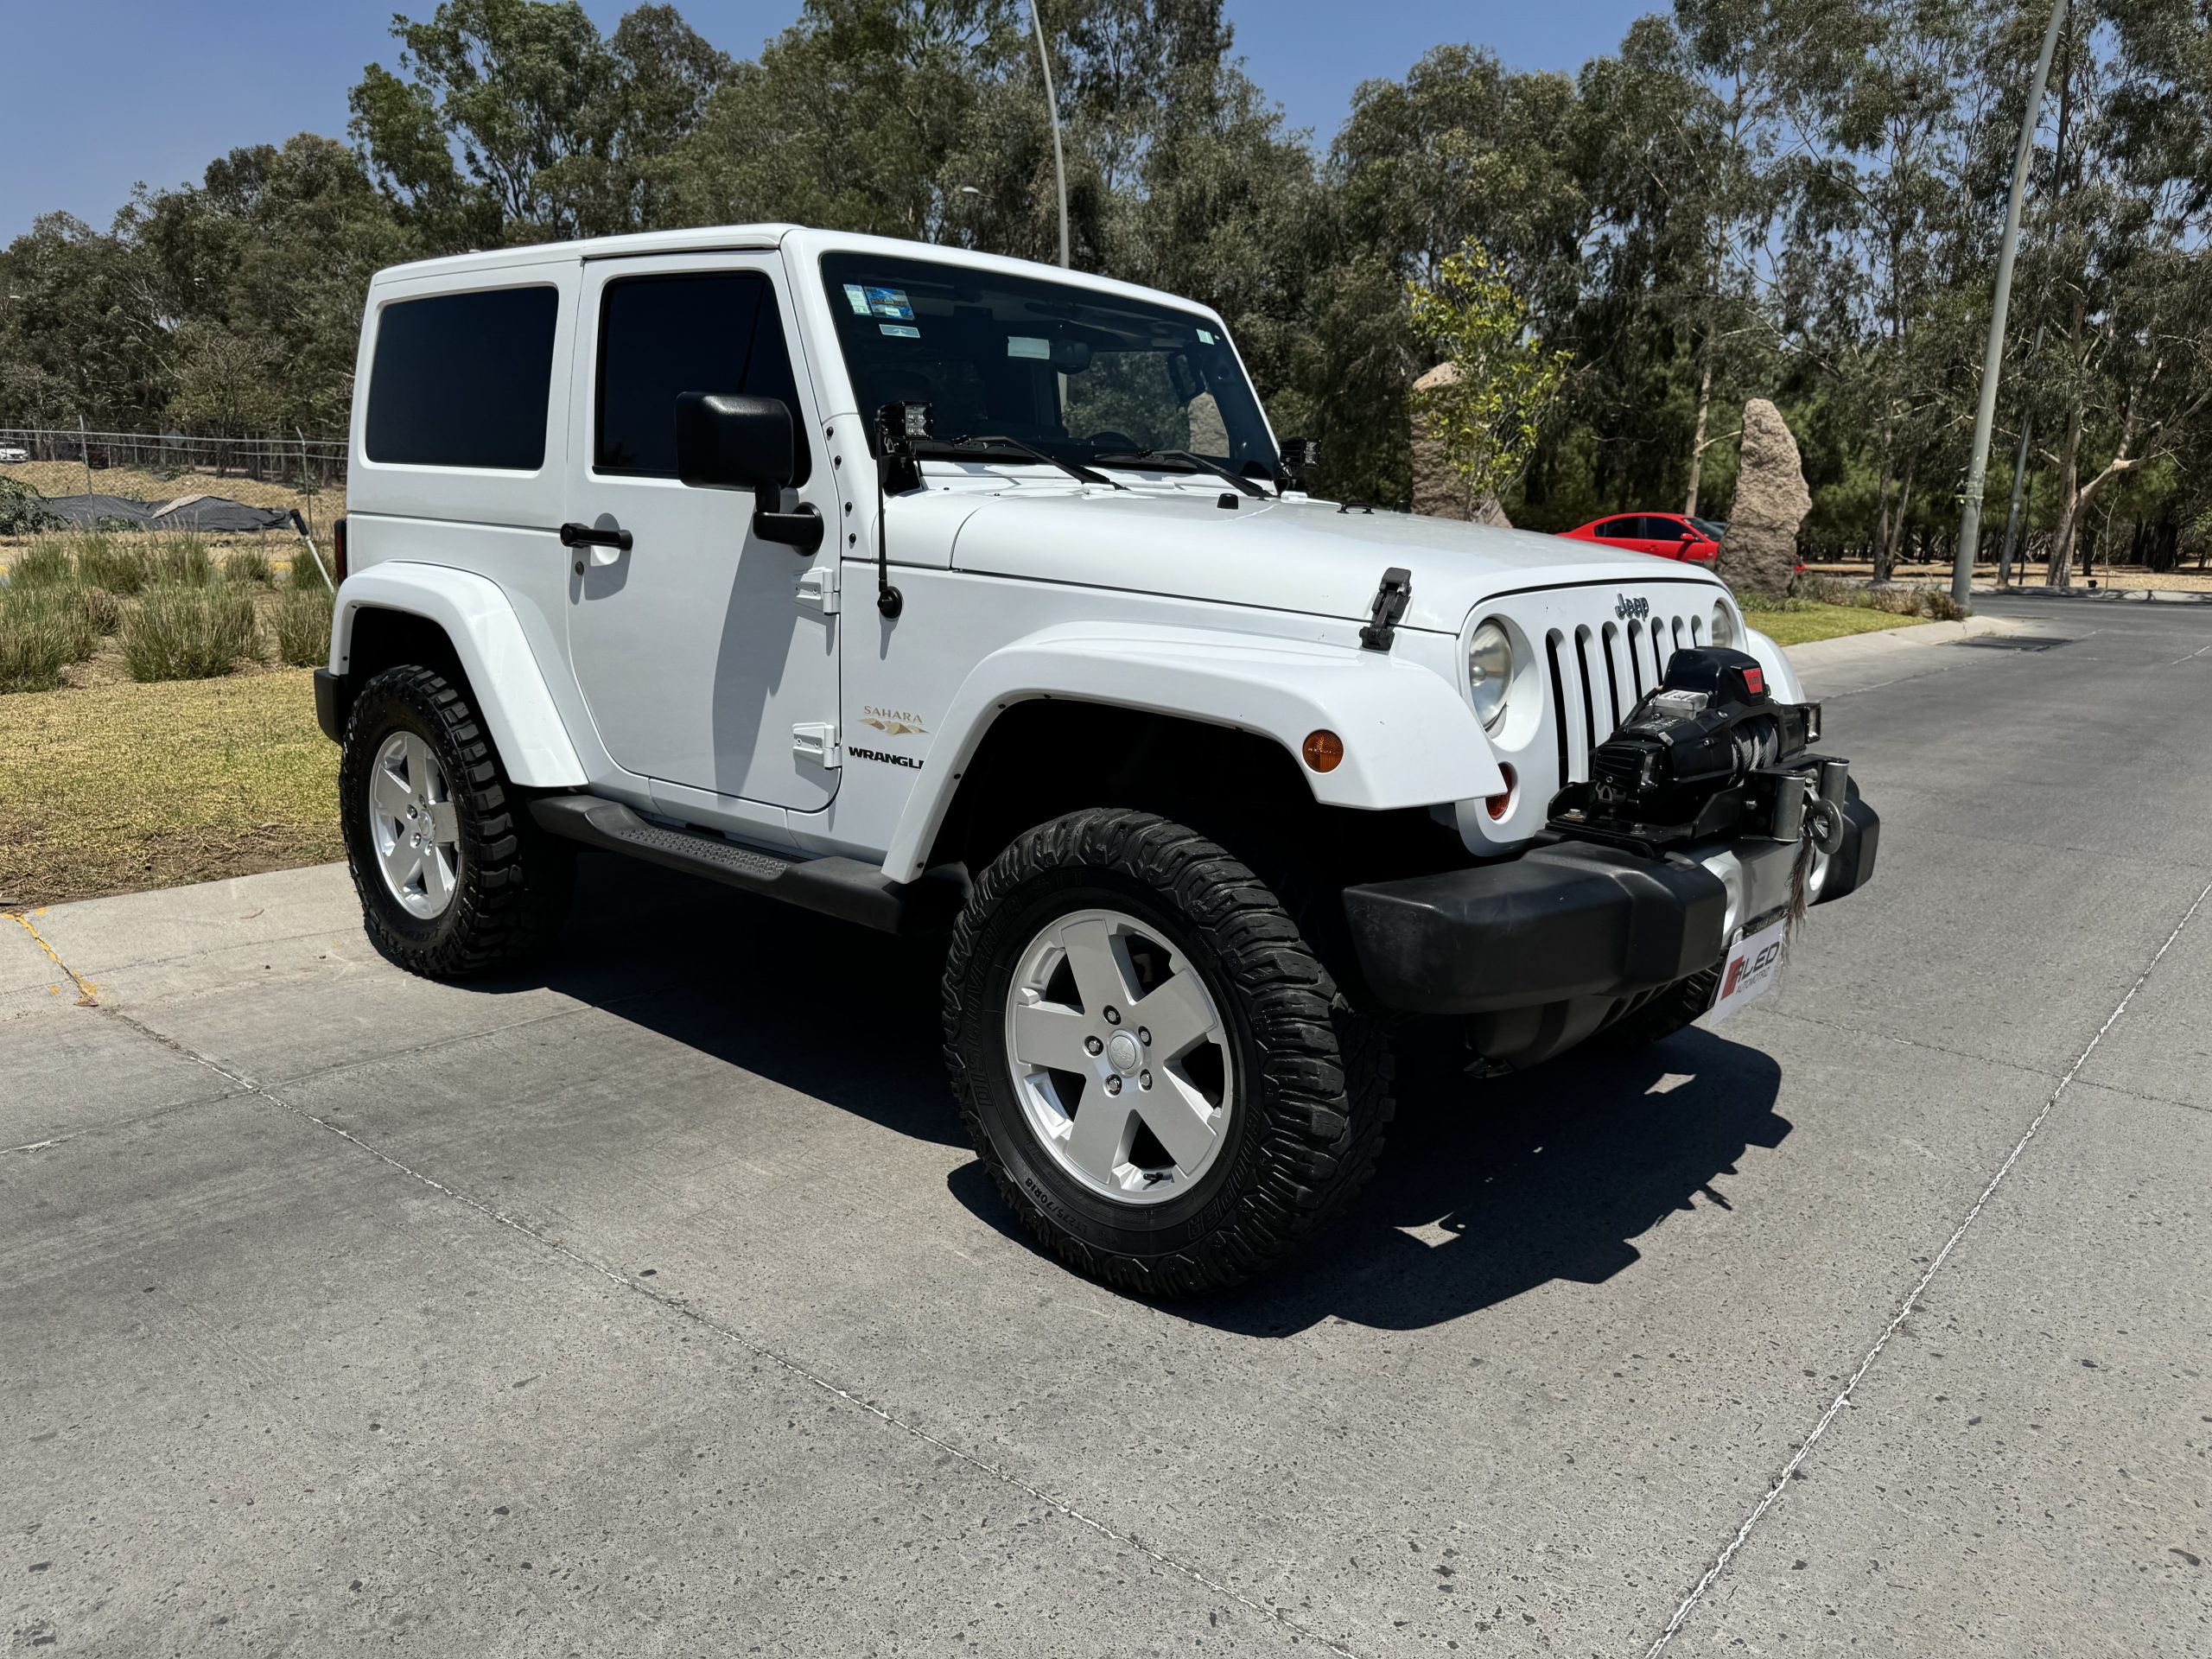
{"left": 1615, "top": 593, "right": 1650, "bottom": 620}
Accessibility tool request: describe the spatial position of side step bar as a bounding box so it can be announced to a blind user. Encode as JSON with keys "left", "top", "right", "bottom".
{"left": 529, "top": 795, "right": 965, "bottom": 935}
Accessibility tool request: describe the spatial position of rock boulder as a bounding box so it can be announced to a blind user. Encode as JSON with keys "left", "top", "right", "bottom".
{"left": 1717, "top": 398, "right": 1810, "bottom": 598}
{"left": 1410, "top": 362, "right": 1512, "bottom": 527}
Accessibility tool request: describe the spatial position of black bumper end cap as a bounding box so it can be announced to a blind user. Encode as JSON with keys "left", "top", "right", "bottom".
{"left": 1340, "top": 842, "right": 1730, "bottom": 1017}
{"left": 1816, "top": 793, "right": 1879, "bottom": 905}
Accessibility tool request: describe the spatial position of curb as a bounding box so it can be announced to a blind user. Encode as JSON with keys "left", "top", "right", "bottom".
{"left": 1780, "top": 612, "right": 2018, "bottom": 671}
{"left": 1971, "top": 583, "right": 2212, "bottom": 605}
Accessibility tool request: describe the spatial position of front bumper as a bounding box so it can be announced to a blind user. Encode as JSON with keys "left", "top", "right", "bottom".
{"left": 1340, "top": 793, "right": 1878, "bottom": 1060}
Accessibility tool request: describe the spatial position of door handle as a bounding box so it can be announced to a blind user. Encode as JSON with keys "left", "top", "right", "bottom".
{"left": 560, "top": 522, "right": 633, "bottom": 552}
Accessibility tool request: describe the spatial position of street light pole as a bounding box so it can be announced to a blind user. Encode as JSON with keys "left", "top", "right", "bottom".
{"left": 1951, "top": 0, "right": 2069, "bottom": 607}
{"left": 1028, "top": 0, "right": 1070, "bottom": 269}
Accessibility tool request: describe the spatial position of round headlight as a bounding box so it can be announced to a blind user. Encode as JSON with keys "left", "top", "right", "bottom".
{"left": 1710, "top": 600, "right": 1738, "bottom": 650}
{"left": 1467, "top": 619, "right": 1513, "bottom": 732}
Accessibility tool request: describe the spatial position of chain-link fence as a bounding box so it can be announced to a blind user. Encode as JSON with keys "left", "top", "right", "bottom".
{"left": 0, "top": 426, "right": 347, "bottom": 491}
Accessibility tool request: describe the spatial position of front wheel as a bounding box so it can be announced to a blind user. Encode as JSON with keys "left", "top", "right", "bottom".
{"left": 339, "top": 664, "right": 574, "bottom": 978}
{"left": 942, "top": 809, "right": 1391, "bottom": 1297}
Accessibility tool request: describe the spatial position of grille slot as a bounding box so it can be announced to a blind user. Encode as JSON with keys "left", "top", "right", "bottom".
{"left": 1572, "top": 626, "right": 1599, "bottom": 771}
{"left": 1544, "top": 631, "right": 1572, "bottom": 793}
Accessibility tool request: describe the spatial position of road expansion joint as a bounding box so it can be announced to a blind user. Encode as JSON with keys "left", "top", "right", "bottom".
{"left": 94, "top": 1004, "right": 1351, "bottom": 1659}
{"left": 1639, "top": 874, "right": 2212, "bottom": 1656}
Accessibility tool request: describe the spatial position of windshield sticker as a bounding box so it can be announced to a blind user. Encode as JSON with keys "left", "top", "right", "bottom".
{"left": 1197, "top": 327, "right": 1217, "bottom": 344}
{"left": 864, "top": 286, "right": 914, "bottom": 320}
{"left": 1007, "top": 335, "right": 1050, "bottom": 360}
{"left": 880, "top": 323, "right": 920, "bottom": 340}
{"left": 842, "top": 283, "right": 872, "bottom": 315}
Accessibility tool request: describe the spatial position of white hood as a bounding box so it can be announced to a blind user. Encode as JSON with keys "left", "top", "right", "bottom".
{"left": 938, "top": 483, "right": 1728, "bottom": 634}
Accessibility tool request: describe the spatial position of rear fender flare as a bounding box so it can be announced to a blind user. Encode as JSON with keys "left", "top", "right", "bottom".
{"left": 881, "top": 621, "right": 1502, "bottom": 882}
{"left": 332, "top": 563, "right": 586, "bottom": 787}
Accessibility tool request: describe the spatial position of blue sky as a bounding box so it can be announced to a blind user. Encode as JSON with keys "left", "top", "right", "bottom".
{"left": 0, "top": 1, "right": 1648, "bottom": 242}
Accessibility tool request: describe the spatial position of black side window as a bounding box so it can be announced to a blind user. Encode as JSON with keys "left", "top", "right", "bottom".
{"left": 595, "top": 271, "right": 810, "bottom": 484}
{"left": 365, "top": 286, "right": 559, "bottom": 470}
{"left": 1597, "top": 518, "right": 1637, "bottom": 539}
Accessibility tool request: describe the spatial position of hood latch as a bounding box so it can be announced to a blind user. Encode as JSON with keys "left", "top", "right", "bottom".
{"left": 1359, "top": 566, "right": 1413, "bottom": 652}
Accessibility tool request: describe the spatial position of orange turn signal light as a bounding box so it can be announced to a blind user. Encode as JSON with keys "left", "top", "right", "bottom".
{"left": 1302, "top": 729, "right": 1344, "bottom": 772}
{"left": 1484, "top": 763, "right": 1516, "bottom": 820}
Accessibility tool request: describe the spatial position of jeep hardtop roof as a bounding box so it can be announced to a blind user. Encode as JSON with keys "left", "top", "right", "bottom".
{"left": 367, "top": 225, "right": 1226, "bottom": 326}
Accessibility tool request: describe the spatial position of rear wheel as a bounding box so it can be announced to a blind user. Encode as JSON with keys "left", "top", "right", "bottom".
{"left": 339, "top": 664, "right": 574, "bottom": 978}
{"left": 943, "top": 808, "right": 1391, "bottom": 1297}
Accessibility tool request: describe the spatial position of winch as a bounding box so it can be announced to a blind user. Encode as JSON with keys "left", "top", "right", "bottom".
{"left": 1549, "top": 646, "right": 1850, "bottom": 855}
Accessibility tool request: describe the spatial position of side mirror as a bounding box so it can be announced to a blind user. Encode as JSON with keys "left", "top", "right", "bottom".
{"left": 676, "top": 392, "right": 793, "bottom": 493}
{"left": 674, "top": 391, "right": 821, "bottom": 553}
{"left": 1279, "top": 436, "right": 1319, "bottom": 482}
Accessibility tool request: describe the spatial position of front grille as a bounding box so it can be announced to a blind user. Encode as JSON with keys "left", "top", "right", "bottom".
{"left": 1505, "top": 585, "right": 1715, "bottom": 794}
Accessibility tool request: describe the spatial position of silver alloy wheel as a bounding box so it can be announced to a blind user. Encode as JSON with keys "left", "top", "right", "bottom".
{"left": 1003, "top": 906, "right": 1235, "bottom": 1205}
{"left": 367, "top": 730, "right": 461, "bottom": 919}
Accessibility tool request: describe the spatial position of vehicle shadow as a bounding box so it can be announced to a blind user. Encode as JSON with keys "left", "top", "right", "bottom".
{"left": 1151, "top": 1024, "right": 1790, "bottom": 1335}
{"left": 480, "top": 852, "right": 965, "bottom": 1149}
{"left": 487, "top": 855, "right": 1790, "bottom": 1332}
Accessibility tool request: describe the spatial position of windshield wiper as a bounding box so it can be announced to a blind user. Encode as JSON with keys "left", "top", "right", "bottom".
{"left": 918, "top": 435, "right": 1125, "bottom": 490}
{"left": 1092, "top": 448, "right": 1269, "bottom": 498}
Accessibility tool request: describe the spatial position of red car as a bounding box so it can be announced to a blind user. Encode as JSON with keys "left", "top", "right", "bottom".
{"left": 1560, "top": 512, "right": 1724, "bottom": 563}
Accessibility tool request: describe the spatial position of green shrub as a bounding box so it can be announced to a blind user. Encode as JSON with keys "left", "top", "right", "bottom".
{"left": 0, "top": 586, "right": 99, "bottom": 691}
{"left": 121, "top": 584, "right": 264, "bottom": 682}
{"left": 151, "top": 533, "right": 216, "bottom": 588}
{"left": 0, "top": 474, "right": 61, "bottom": 535}
{"left": 76, "top": 585, "right": 124, "bottom": 636}
{"left": 274, "top": 588, "right": 334, "bottom": 667}
{"left": 224, "top": 545, "right": 274, "bottom": 586}
{"left": 75, "top": 533, "right": 151, "bottom": 595}
{"left": 8, "top": 538, "right": 78, "bottom": 588}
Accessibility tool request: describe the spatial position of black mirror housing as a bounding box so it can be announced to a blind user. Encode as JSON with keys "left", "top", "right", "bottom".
{"left": 676, "top": 392, "right": 794, "bottom": 493}
{"left": 1279, "top": 436, "right": 1319, "bottom": 480}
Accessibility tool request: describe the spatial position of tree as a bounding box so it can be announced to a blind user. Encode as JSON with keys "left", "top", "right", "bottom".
{"left": 1405, "top": 242, "right": 1571, "bottom": 515}
{"left": 350, "top": 0, "right": 728, "bottom": 248}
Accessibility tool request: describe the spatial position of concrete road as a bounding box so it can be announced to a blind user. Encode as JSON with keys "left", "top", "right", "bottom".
{"left": 6, "top": 599, "right": 2208, "bottom": 1656}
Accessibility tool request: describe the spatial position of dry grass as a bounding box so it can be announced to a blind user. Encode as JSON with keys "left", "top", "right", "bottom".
{"left": 0, "top": 669, "right": 340, "bottom": 908}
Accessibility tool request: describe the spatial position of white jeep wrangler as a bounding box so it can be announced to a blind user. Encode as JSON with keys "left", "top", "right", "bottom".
{"left": 319, "top": 225, "right": 1878, "bottom": 1295}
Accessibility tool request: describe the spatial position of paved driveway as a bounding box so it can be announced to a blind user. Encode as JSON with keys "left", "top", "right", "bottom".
{"left": 6, "top": 598, "right": 2208, "bottom": 1656}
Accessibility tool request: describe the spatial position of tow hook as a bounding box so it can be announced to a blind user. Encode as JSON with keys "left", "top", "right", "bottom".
{"left": 1770, "top": 757, "right": 1849, "bottom": 854}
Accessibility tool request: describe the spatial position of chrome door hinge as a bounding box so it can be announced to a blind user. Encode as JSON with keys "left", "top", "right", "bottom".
{"left": 795, "top": 564, "right": 839, "bottom": 614}
{"left": 791, "top": 721, "right": 840, "bottom": 767}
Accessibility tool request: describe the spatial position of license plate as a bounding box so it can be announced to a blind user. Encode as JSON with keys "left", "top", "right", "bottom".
{"left": 1706, "top": 919, "right": 1787, "bottom": 1024}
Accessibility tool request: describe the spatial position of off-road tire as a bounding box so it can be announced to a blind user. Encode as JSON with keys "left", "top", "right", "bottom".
{"left": 1590, "top": 964, "right": 1721, "bottom": 1053}
{"left": 943, "top": 808, "right": 1392, "bottom": 1297}
{"left": 340, "top": 664, "right": 575, "bottom": 978}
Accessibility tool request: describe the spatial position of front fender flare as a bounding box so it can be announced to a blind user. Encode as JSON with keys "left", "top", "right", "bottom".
{"left": 1741, "top": 626, "right": 1808, "bottom": 704}
{"left": 331, "top": 563, "right": 586, "bottom": 787}
{"left": 881, "top": 622, "right": 1503, "bottom": 882}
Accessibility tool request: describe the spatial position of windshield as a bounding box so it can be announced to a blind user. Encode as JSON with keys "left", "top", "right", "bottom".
{"left": 1689, "top": 516, "right": 1727, "bottom": 540}
{"left": 818, "top": 252, "right": 1277, "bottom": 478}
